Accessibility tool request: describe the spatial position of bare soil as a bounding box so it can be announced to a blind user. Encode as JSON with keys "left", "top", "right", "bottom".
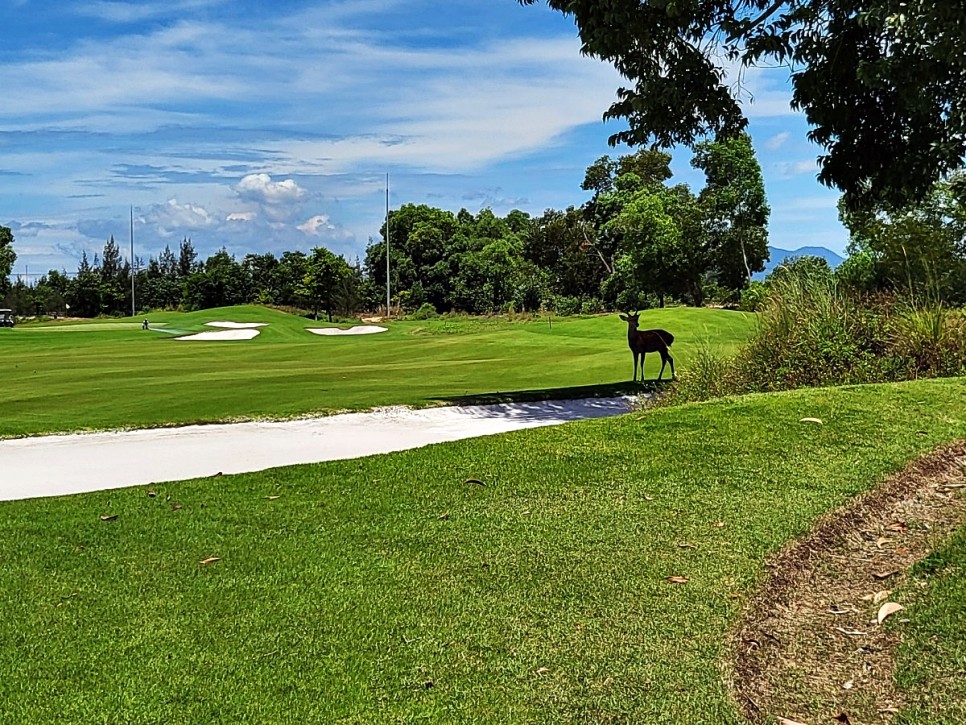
{"left": 728, "top": 441, "right": 966, "bottom": 724}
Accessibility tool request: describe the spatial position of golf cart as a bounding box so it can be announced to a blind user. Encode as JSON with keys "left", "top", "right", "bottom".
{"left": 0, "top": 309, "right": 14, "bottom": 328}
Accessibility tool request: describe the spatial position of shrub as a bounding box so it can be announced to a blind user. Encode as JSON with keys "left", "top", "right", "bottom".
{"left": 739, "top": 281, "right": 768, "bottom": 312}
{"left": 409, "top": 302, "right": 438, "bottom": 320}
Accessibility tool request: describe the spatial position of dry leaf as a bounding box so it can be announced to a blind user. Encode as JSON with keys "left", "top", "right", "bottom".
{"left": 437, "top": 511, "right": 450, "bottom": 520}
{"left": 535, "top": 667, "right": 550, "bottom": 676}
{"left": 873, "top": 569, "right": 900, "bottom": 580}
{"left": 799, "top": 417, "right": 823, "bottom": 424}
{"left": 643, "top": 494, "right": 654, "bottom": 501}
{"left": 875, "top": 537, "right": 890, "bottom": 549}
{"left": 99, "top": 514, "right": 118, "bottom": 522}
{"left": 146, "top": 490, "right": 157, "bottom": 498}
{"left": 828, "top": 606, "right": 850, "bottom": 615}
{"left": 464, "top": 478, "right": 485, "bottom": 486}
{"left": 877, "top": 602, "right": 904, "bottom": 624}
{"left": 874, "top": 589, "right": 892, "bottom": 604}
{"left": 200, "top": 556, "right": 221, "bottom": 565}
{"left": 835, "top": 626, "right": 867, "bottom": 636}
{"left": 677, "top": 542, "right": 698, "bottom": 549}
{"left": 886, "top": 521, "right": 907, "bottom": 533}
{"left": 842, "top": 680, "right": 854, "bottom": 690}
{"left": 878, "top": 707, "right": 899, "bottom": 715}
{"left": 666, "top": 576, "right": 689, "bottom": 584}
{"left": 778, "top": 718, "right": 809, "bottom": 725}
{"left": 265, "top": 495, "right": 281, "bottom": 500}
{"left": 711, "top": 521, "right": 726, "bottom": 528}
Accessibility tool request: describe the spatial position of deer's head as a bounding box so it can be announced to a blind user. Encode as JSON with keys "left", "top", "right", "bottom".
{"left": 618, "top": 311, "right": 640, "bottom": 330}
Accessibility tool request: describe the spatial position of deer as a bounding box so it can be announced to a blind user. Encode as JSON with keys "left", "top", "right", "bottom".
{"left": 618, "top": 312, "right": 675, "bottom": 382}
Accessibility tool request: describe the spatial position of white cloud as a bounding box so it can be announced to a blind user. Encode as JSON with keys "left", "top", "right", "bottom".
{"left": 766, "top": 132, "right": 791, "bottom": 151}
{"left": 298, "top": 215, "right": 335, "bottom": 236}
{"left": 226, "top": 211, "right": 256, "bottom": 222}
{"left": 775, "top": 159, "right": 818, "bottom": 177}
{"left": 142, "top": 199, "right": 215, "bottom": 237}
{"left": 234, "top": 174, "right": 308, "bottom": 206}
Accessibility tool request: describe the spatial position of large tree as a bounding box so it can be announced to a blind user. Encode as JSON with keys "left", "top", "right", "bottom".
{"left": 522, "top": 0, "right": 966, "bottom": 209}
{"left": 0, "top": 225, "right": 16, "bottom": 298}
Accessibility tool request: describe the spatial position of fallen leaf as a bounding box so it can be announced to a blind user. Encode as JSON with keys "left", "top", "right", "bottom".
{"left": 522, "top": 510, "right": 531, "bottom": 516}
{"left": 799, "top": 417, "right": 823, "bottom": 424}
{"left": 942, "top": 483, "right": 966, "bottom": 489}
{"left": 875, "top": 537, "right": 890, "bottom": 549}
{"left": 423, "top": 679, "right": 435, "bottom": 689}
{"left": 99, "top": 514, "right": 118, "bottom": 522}
{"left": 878, "top": 707, "right": 899, "bottom": 714}
{"left": 877, "top": 602, "right": 904, "bottom": 624}
{"left": 841, "top": 680, "right": 854, "bottom": 690}
{"left": 886, "top": 521, "right": 907, "bottom": 533}
{"left": 265, "top": 495, "right": 281, "bottom": 500}
{"left": 200, "top": 556, "right": 221, "bottom": 565}
{"left": 146, "top": 490, "right": 157, "bottom": 498}
{"left": 170, "top": 502, "right": 183, "bottom": 511}
{"left": 437, "top": 511, "right": 450, "bottom": 520}
{"left": 535, "top": 667, "right": 550, "bottom": 676}
{"left": 711, "top": 521, "right": 726, "bottom": 528}
{"left": 778, "top": 718, "right": 809, "bottom": 725}
{"left": 828, "top": 606, "right": 850, "bottom": 615}
{"left": 835, "top": 626, "right": 868, "bottom": 636}
{"left": 643, "top": 494, "right": 654, "bottom": 501}
{"left": 464, "top": 478, "right": 486, "bottom": 486}
{"left": 873, "top": 590, "right": 892, "bottom": 604}
{"left": 873, "top": 569, "right": 900, "bottom": 580}
{"left": 677, "top": 542, "right": 698, "bottom": 549}
{"left": 666, "top": 576, "right": 689, "bottom": 584}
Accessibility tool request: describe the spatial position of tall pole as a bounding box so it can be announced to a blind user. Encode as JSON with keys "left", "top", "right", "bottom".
{"left": 385, "top": 173, "right": 390, "bottom": 317}
{"left": 130, "top": 206, "right": 135, "bottom": 318}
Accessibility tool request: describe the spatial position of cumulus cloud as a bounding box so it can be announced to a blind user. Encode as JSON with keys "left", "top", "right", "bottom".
{"left": 142, "top": 198, "right": 216, "bottom": 237}
{"left": 234, "top": 174, "right": 307, "bottom": 206}
{"left": 775, "top": 159, "right": 818, "bottom": 177}
{"left": 226, "top": 211, "right": 256, "bottom": 222}
{"left": 297, "top": 214, "right": 335, "bottom": 236}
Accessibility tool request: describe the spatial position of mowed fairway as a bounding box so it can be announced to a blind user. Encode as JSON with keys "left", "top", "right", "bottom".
{"left": 0, "top": 379, "right": 963, "bottom": 723}
{"left": 0, "top": 306, "right": 754, "bottom": 437}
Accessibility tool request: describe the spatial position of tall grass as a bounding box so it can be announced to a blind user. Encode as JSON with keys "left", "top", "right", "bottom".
{"left": 665, "top": 267, "right": 966, "bottom": 404}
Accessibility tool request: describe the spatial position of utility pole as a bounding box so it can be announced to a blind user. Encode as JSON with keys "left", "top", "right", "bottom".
{"left": 130, "top": 206, "right": 136, "bottom": 317}
{"left": 385, "top": 173, "right": 391, "bottom": 318}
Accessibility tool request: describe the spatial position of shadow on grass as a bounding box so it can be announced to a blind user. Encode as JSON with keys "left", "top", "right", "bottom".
{"left": 431, "top": 380, "right": 672, "bottom": 406}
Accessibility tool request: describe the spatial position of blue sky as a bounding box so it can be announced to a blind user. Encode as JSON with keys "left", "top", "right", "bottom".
{"left": 2, "top": 0, "right": 849, "bottom": 279}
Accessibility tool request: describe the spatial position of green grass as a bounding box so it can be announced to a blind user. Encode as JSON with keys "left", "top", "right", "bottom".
{"left": 0, "top": 378, "right": 963, "bottom": 722}
{"left": 0, "top": 305, "right": 755, "bottom": 437}
{"left": 893, "top": 525, "right": 966, "bottom": 724}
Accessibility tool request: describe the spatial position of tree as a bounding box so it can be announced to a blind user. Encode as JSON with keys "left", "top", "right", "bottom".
{"left": 692, "top": 132, "right": 770, "bottom": 292}
{"left": 300, "top": 247, "right": 356, "bottom": 322}
{"left": 522, "top": 0, "right": 966, "bottom": 209}
{"left": 0, "top": 225, "right": 16, "bottom": 298}
{"left": 839, "top": 172, "right": 966, "bottom": 303}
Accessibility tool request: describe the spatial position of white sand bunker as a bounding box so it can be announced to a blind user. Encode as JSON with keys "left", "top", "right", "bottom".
{"left": 308, "top": 325, "right": 387, "bottom": 336}
{"left": 205, "top": 321, "right": 267, "bottom": 329}
{"left": 177, "top": 321, "right": 265, "bottom": 341}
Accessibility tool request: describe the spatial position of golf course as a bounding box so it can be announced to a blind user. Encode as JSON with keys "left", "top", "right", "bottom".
{"left": 0, "top": 307, "right": 964, "bottom": 723}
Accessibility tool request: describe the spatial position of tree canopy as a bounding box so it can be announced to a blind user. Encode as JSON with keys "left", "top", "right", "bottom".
{"left": 522, "top": 0, "right": 966, "bottom": 209}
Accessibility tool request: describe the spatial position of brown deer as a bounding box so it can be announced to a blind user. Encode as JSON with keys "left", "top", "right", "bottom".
{"left": 618, "top": 312, "right": 675, "bottom": 382}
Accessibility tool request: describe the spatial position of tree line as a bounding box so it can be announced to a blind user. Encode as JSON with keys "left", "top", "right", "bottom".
{"left": 4, "top": 132, "right": 964, "bottom": 320}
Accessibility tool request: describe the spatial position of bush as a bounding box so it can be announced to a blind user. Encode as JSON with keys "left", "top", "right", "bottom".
{"left": 554, "top": 296, "right": 583, "bottom": 316}
{"left": 665, "top": 263, "right": 966, "bottom": 405}
{"left": 739, "top": 281, "right": 768, "bottom": 312}
{"left": 409, "top": 302, "right": 438, "bottom": 320}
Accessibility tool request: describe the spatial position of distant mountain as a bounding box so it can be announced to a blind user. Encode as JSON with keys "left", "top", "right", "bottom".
{"left": 753, "top": 245, "right": 846, "bottom": 280}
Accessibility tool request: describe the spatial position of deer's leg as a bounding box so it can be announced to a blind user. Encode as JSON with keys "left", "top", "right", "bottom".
{"left": 668, "top": 353, "right": 675, "bottom": 379}
{"left": 632, "top": 350, "right": 640, "bottom": 382}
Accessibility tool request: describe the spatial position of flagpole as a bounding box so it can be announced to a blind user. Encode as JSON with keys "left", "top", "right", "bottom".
{"left": 385, "top": 173, "right": 390, "bottom": 317}
{"left": 130, "top": 206, "right": 135, "bottom": 318}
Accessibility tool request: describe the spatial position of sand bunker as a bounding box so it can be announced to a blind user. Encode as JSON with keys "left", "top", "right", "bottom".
{"left": 205, "top": 321, "right": 267, "bottom": 329}
{"left": 0, "top": 397, "right": 636, "bottom": 500}
{"left": 176, "top": 321, "right": 266, "bottom": 341}
{"left": 308, "top": 325, "right": 387, "bottom": 336}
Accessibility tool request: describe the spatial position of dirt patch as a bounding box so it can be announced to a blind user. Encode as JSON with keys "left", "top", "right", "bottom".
{"left": 728, "top": 441, "right": 966, "bottom": 724}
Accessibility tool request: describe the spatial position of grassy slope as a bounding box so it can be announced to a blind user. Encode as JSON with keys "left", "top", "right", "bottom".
{"left": 0, "top": 379, "right": 963, "bottom": 723}
{"left": 0, "top": 306, "right": 754, "bottom": 437}
{"left": 893, "top": 526, "right": 966, "bottom": 724}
